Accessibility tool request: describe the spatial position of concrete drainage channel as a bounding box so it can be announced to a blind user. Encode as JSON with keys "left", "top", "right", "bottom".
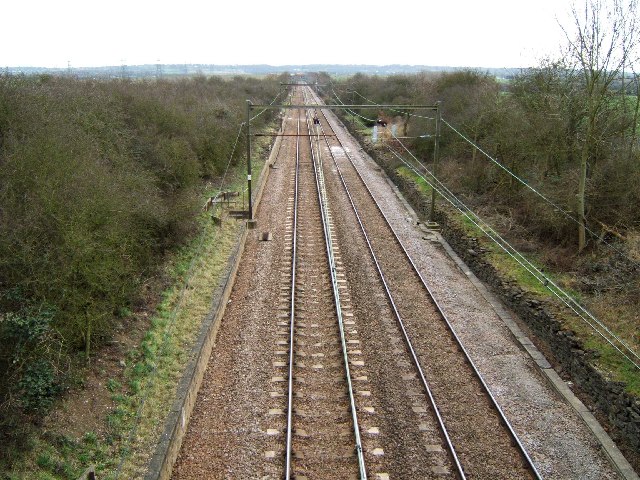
{"left": 141, "top": 123, "right": 284, "bottom": 480}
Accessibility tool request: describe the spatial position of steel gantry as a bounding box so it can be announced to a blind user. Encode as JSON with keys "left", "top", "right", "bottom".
{"left": 245, "top": 99, "right": 441, "bottom": 222}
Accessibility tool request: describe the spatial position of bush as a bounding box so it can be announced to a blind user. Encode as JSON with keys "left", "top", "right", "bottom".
{"left": 336, "top": 70, "right": 640, "bottom": 251}
{"left": 18, "top": 359, "right": 59, "bottom": 415}
{"left": 0, "top": 73, "right": 283, "bottom": 435}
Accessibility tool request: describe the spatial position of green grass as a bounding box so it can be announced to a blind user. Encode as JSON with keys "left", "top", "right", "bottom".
{"left": 110, "top": 131, "right": 273, "bottom": 479}
{"left": 396, "top": 165, "right": 432, "bottom": 196}
{"left": 455, "top": 213, "right": 555, "bottom": 296}
{"left": 7, "top": 432, "right": 112, "bottom": 480}
{"left": 348, "top": 114, "right": 373, "bottom": 136}
{"left": 584, "top": 337, "right": 640, "bottom": 392}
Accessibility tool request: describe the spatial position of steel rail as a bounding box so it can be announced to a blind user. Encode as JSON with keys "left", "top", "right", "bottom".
{"left": 310, "top": 90, "right": 543, "bottom": 480}
{"left": 251, "top": 103, "right": 438, "bottom": 110}
{"left": 284, "top": 106, "right": 301, "bottom": 480}
{"left": 302, "top": 89, "right": 368, "bottom": 480}
{"left": 305, "top": 96, "right": 466, "bottom": 480}
{"left": 253, "top": 133, "right": 337, "bottom": 137}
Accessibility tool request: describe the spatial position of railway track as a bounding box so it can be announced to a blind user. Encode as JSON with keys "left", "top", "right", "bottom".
{"left": 174, "top": 86, "right": 544, "bottom": 479}
{"left": 271, "top": 87, "right": 364, "bottom": 479}
{"left": 303, "top": 86, "right": 542, "bottom": 479}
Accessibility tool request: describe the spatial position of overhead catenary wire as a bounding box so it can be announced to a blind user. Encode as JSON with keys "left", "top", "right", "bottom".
{"left": 386, "top": 133, "right": 640, "bottom": 370}
{"left": 441, "top": 118, "right": 640, "bottom": 269}
{"left": 331, "top": 88, "right": 376, "bottom": 123}
{"left": 314, "top": 85, "right": 638, "bottom": 368}
{"left": 389, "top": 139, "right": 640, "bottom": 369}
{"left": 218, "top": 90, "right": 281, "bottom": 198}
{"left": 219, "top": 123, "right": 245, "bottom": 190}
{"left": 250, "top": 89, "right": 286, "bottom": 121}
{"left": 205, "top": 122, "right": 247, "bottom": 219}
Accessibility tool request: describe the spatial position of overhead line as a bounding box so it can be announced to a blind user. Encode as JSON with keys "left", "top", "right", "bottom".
{"left": 343, "top": 87, "right": 639, "bottom": 268}
{"left": 351, "top": 90, "right": 436, "bottom": 120}
{"left": 440, "top": 118, "right": 640, "bottom": 268}
{"left": 249, "top": 89, "right": 286, "bottom": 121}
{"left": 387, "top": 134, "right": 640, "bottom": 370}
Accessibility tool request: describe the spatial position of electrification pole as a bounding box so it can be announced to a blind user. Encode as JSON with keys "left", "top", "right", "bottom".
{"left": 429, "top": 101, "right": 441, "bottom": 222}
{"left": 244, "top": 101, "right": 438, "bottom": 226}
{"left": 246, "top": 100, "right": 253, "bottom": 221}
{"left": 352, "top": 89, "right": 355, "bottom": 127}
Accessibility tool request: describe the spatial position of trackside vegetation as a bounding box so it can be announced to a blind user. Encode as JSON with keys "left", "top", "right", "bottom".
{"left": 0, "top": 73, "right": 284, "bottom": 475}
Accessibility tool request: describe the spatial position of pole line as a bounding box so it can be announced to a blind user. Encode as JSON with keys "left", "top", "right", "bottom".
{"left": 246, "top": 100, "right": 253, "bottom": 220}
{"left": 430, "top": 102, "right": 441, "bottom": 221}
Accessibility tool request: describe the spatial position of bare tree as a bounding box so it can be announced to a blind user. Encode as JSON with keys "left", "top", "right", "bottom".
{"left": 562, "top": 0, "right": 639, "bottom": 252}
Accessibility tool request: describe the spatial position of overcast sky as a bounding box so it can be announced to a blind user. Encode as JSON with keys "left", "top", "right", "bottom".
{"left": 2, "top": 0, "right": 576, "bottom": 68}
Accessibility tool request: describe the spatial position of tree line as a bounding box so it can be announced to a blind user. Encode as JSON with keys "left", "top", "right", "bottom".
{"left": 0, "top": 74, "right": 283, "bottom": 440}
